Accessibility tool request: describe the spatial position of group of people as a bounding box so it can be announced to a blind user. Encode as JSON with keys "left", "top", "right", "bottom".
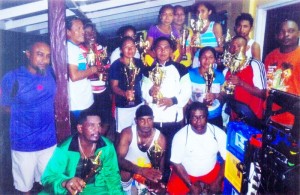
{"left": 1, "top": 1, "right": 299, "bottom": 195}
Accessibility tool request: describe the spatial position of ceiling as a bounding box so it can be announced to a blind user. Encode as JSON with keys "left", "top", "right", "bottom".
{"left": 0, "top": 0, "right": 197, "bottom": 38}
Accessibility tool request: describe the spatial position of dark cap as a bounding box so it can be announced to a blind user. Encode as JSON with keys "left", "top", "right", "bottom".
{"left": 135, "top": 105, "right": 153, "bottom": 119}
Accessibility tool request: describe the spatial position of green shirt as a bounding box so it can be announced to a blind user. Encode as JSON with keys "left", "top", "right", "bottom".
{"left": 40, "top": 135, "right": 123, "bottom": 195}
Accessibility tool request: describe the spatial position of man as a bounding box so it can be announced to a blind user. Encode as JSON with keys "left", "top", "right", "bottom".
{"left": 142, "top": 37, "right": 192, "bottom": 181}
{"left": 234, "top": 13, "right": 261, "bottom": 60}
{"left": 264, "top": 19, "right": 300, "bottom": 127}
{"left": 225, "top": 36, "right": 266, "bottom": 126}
{"left": 81, "top": 22, "right": 112, "bottom": 137}
{"left": 167, "top": 102, "right": 226, "bottom": 194}
{"left": 41, "top": 110, "right": 123, "bottom": 194}
{"left": 0, "top": 40, "right": 57, "bottom": 194}
{"left": 117, "top": 105, "right": 166, "bottom": 194}
{"left": 66, "top": 16, "right": 98, "bottom": 133}
{"left": 172, "top": 5, "right": 193, "bottom": 67}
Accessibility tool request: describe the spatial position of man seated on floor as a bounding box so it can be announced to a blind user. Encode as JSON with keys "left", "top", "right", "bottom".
{"left": 117, "top": 105, "right": 166, "bottom": 194}
{"left": 40, "top": 110, "right": 123, "bottom": 194}
{"left": 167, "top": 102, "right": 226, "bottom": 194}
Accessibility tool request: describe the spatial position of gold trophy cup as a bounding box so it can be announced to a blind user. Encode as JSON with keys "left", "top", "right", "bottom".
{"left": 74, "top": 151, "right": 102, "bottom": 195}
{"left": 190, "top": 14, "right": 207, "bottom": 47}
{"left": 136, "top": 35, "right": 150, "bottom": 65}
{"left": 124, "top": 58, "right": 140, "bottom": 106}
{"left": 149, "top": 63, "right": 165, "bottom": 104}
{"left": 222, "top": 47, "right": 247, "bottom": 94}
{"left": 180, "top": 27, "right": 189, "bottom": 60}
{"left": 203, "top": 64, "right": 215, "bottom": 106}
{"left": 147, "top": 141, "right": 164, "bottom": 192}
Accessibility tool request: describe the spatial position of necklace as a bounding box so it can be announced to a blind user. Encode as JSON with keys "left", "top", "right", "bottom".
{"left": 78, "top": 137, "right": 96, "bottom": 159}
{"left": 137, "top": 130, "right": 154, "bottom": 152}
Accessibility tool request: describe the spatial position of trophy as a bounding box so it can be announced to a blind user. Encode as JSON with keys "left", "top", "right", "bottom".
{"left": 147, "top": 141, "right": 164, "bottom": 192}
{"left": 190, "top": 13, "right": 207, "bottom": 47}
{"left": 149, "top": 63, "right": 166, "bottom": 104}
{"left": 180, "top": 27, "right": 189, "bottom": 60}
{"left": 97, "top": 46, "right": 109, "bottom": 82}
{"left": 74, "top": 151, "right": 102, "bottom": 195}
{"left": 136, "top": 35, "right": 150, "bottom": 65}
{"left": 203, "top": 64, "right": 215, "bottom": 106}
{"left": 86, "top": 43, "right": 96, "bottom": 67}
{"left": 222, "top": 47, "right": 247, "bottom": 94}
{"left": 124, "top": 58, "right": 140, "bottom": 106}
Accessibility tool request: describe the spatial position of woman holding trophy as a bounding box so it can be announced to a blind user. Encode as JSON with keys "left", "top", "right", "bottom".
{"left": 110, "top": 36, "right": 148, "bottom": 133}
{"left": 189, "top": 46, "right": 225, "bottom": 128}
{"left": 191, "top": 2, "right": 224, "bottom": 68}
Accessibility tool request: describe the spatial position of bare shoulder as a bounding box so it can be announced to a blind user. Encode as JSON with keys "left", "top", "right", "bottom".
{"left": 119, "top": 127, "right": 133, "bottom": 142}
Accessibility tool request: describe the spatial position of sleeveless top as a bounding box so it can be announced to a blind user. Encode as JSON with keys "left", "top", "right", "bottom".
{"left": 125, "top": 125, "right": 160, "bottom": 167}
{"left": 246, "top": 39, "right": 255, "bottom": 59}
{"left": 200, "top": 21, "right": 218, "bottom": 48}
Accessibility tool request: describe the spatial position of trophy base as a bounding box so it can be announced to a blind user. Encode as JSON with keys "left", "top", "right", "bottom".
{"left": 127, "top": 101, "right": 135, "bottom": 106}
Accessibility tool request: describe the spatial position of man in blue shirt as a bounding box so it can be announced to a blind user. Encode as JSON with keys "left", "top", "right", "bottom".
{"left": 1, "top": 40, "right": 57, "bottom": 194}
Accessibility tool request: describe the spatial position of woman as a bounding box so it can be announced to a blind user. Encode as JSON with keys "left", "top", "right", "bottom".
{"left": 110, "top": 25, "right": 140, "bottom": 64}
{"left": 109, "top": 36, "right": 147, "bottom": 133}
{"left": 189, "top": 46, "right": 225, "bottom": 128}
{"left": 192, "top": 2, "right": 224, "bottom": 68}
{"left": 145, "top": 4, "right": 180, "bottom": 66}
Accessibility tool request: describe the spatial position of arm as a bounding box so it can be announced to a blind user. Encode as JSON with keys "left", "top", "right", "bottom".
{"left": 69, "top": 64, "right": 98, "bottom": 82}
{"left": 251, "top": 42, "right": 261, "bottom": 61}
{"left": 213, "top": 22, "right": 224, "bottom": 53}
{"left": 172, "top": 163, "right": 202, "bottom": 194}
{"left": 117, "top": 128, "right": 162, "bottom": 183}
{"left": 110, "top": 80, "right": 133, "bottom": 100}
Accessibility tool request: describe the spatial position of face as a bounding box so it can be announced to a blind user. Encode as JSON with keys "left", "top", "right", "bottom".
{"left": 26, "top": 42, "right": 51, "bottom": 75}
{"left": 78, "top": 115, "right": 102, "bottom": 143}
{"left": 235, "top": 20, "right": 252, "bottom": 38}
{"left": 154, "top": 40, "right": 172, "bottom": 64}
{"left": 160, "top": 8, "right": 174, "bottom": 25}
{"left": 84, "top": 26, "right": 96, "bottom": 44}
{"left": 197, "top": 4, "right": 211, "bottom": 20}
{"left": 199, "top": 50, "right": 215, "bottom": 70}
{"left": 123, "top": 29, "right": 136, "bottom": 39}
{"left": 173, "top": 8, "right": 185, "bottom": 26}
{"left": 136, "top": 116, "right": 154, "bottom": 134}
{"left": 277, "top": 21, "right": 300, "bottom": 47}
{"left": 121, "top": 39, "right": 137, "bottom": 59}
{"left": 190, "top": 109, "right": 207, "bottom": 134}
{"left": 229, "top": 38, "right": 247, "bottom": 55}
{"left": 67, "top": 19, "right": 84, "bottom": 45}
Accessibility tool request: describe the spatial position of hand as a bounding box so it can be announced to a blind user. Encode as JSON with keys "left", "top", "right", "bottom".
{"left": 64, "top": 177, "right": 86, "bottom": 195}
{"left": 228, "top": 75, "right": 244, "bottom": 86}
{"left": 125, "top": 90, "right": 135, "bottom": 101}
{"left": 140, "top": 167, "right": 162, "bottom": 183}
{"left": 204, "top": 93, "right": 215, "bottom": 105}
{"left": 149, "top": 85, "right": 160, "bottom": 97}
{"left": 209, "top": 178, "right": 222, "bottom": 193}
{"left": 158, "top": 97, "right": 173, "bottom": 109}
{"left": 189, "top": 182, "right": 203, "bottom": 195}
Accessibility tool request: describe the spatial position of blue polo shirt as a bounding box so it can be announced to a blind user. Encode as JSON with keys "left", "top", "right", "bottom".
{"left": 1, "top": 66, "right": 57, "bottom": 151}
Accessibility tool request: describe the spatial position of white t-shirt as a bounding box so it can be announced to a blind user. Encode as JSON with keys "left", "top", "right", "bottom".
{"left": 67, "top": 41, "right": 94, "bottom": 111}
{"left": 170, "top": 123, "right": 226, "bottom": 177}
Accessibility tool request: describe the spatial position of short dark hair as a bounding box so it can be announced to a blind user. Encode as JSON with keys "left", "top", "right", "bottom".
{"left": 277, "top": 18, "right": 300, "bottom": 34}
{"left": 78, "top": 109, "right": 101, "bottom": 125}
{"left": 194, "top": 1, "right": 216, "bottom": 16}
{"left": 198, "top": 46, "right": 217, "bottom": 60}
{"left": 119, "top": 36, "right": 135, "bottom": 49}
{"left": 152, "top": 36, "right": 176, "bottom": 51}
{"left": 231, "top": 35, "right": 247, "bottom": 45}
{"left": 158, "top": 4, "right": 174, "bottom": 23}
{"left": 185, "top": 102, "right": 208, "bottom": 124}
{"left": 235, "top": 13, "right": 254, "bottom": 27}
{"left": 84, "top": 22, "right": 96, "bottom": 31}
{"left": 135, "top": 105, "right": 153, "bottom": 119}
{"left": 174, "top": 5, "right": 185, "bottom": 13}
{"left": 66, "top": 16, "right": 82, "bottom": 30}
{"left": 26, "top": 39, "right": 49, "bottom": 52}
{"left": 117, "top": 25, "right": 136, "bottom": 37}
